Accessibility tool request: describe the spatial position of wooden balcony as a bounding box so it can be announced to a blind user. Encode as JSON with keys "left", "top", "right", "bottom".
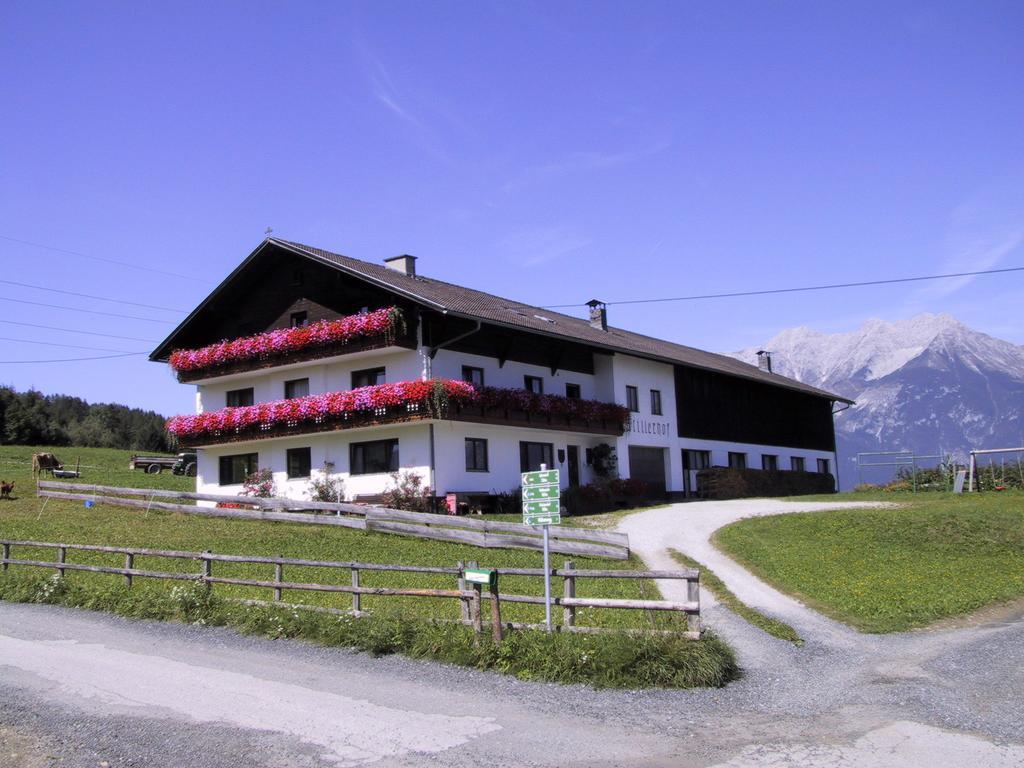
{"left": 181, "top": 400, "right": 625, "bottom": 447}
{"left": 174, "top": 331, "right": 417, "bottom": 383}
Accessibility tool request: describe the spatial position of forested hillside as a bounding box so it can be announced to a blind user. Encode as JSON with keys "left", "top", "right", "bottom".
{"left": 0, "top": 387, "right": 173, "bottom": 452}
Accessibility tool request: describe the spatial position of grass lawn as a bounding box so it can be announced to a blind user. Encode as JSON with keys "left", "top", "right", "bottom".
{"left": 714, "top": 490, "right": 1024, "bottom": 633}
{"left": 0, "top": 445, "right": 675, "bottom": 631}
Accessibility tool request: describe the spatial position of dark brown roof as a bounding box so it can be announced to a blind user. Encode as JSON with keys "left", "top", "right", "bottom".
{"left": 270, "top": 238, "right": 851, "bottom": 403}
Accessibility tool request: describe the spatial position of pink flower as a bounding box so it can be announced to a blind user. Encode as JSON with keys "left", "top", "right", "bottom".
{"left": 169, "top": 307, "right": 402, "bottom": 374}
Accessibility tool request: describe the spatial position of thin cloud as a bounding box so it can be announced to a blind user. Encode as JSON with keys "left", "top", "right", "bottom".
{"left": 502, "top": 140, "right": 671, "bottom": 194}
{"left": 496, "top": 225, "right": 591, "bottom": 267}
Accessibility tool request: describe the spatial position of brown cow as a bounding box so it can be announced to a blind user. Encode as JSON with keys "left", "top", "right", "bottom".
{"left": 0, "top": 480, "right": 13, "bottom": 499}
{"left": 31, "top": 453, "right": 63, "bottom": 477}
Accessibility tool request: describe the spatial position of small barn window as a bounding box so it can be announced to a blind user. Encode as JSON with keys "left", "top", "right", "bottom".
{"left": 350, "top": 439, "right": 399, "bottom": 475}
{"left": 287, "top": 447, "right": 312, "bottom": 479}
{"left": 226, "top": 388, "right": 254, "bottom": 408}
{"left": 626, "top": 385, "right": 639, "bottom": 412}
{"left": 284, "top": 378, "right": 309, "bottom": 399}
{"left": 524, "top": 375, "right": 544, "bottom": 394}
{"left": 462, "top": 366, "right": 485, "bottom": 387}
{"left": 290, "top": 311, "right": 308, "bottom": 327}
{"left": 791, "top": 456, "right": 805, "bottom": 472}
{"left": 565, "top": 383, "right": 581, "bottom": 399}
{"left": 762, "top": 454, "right": 778, "bottom": 471}
{"left": 728, "top": 452, "right": 747, "bottom": 470}
{"left": 219, "top": 453, "right": 258, "bottom": 485}
{"left": 352, "top": 367, "right": 386, "bottom": 388}
{"left": 650, "top": 389, "right": 662, "bottom": 415}
{"left": 465, "top": 438, "right": 489, "bottom": 471}
{"left": 817, "top": 458, "right": 831, "bottom": 474}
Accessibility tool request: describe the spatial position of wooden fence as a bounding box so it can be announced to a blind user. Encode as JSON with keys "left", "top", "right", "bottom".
{"left": 0, "top": 539, "right": 700, "bottom": 639}
{"left": 36, "top": 481, "right": 630, "bottom": 559}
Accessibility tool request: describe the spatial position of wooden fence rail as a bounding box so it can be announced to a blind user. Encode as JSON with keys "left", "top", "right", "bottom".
{"left": 36, "top": 481, "right": 630, "bottom": 559}
{"left": 0, "top": 539, "right": 699, "bottom": 638}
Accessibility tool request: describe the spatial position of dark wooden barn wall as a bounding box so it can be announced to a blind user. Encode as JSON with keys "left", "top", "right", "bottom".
{"left": 674, "top": 366, "right": 837, "bottom": 452}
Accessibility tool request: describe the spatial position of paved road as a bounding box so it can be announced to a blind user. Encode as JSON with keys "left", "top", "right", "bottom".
{"left": 2, "top": 499, "right": 1023, "bottom": 767}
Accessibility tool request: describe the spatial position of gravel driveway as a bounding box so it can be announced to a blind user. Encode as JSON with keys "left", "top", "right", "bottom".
{"left": 2, "top": 498, "right": 1022, "bottom": 767}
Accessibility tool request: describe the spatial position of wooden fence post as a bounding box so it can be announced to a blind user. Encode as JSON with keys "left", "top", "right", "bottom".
{"left": 351, "top": 568, "right": 361, "bottom": 613}
{"left": 471, "top": 584, "right": 483, "bottom": 639}
{"left": 456, "top": 560, "right": 468, "bottom": 622}
{"left": 563, "top": 559, "right": 576, "bottom": 628}
{"left": 124, "top": 552, "right": 134, "bottom": 588}
{"left": 202, "top": 550, "right": 212, "bottom": 591}
{"left": 57, "top": 545, "right": 67, "bottom": 578}
{"left": 490, "top": 580, "right": 503, "bottom": 645}
{"left": 687, "top": 573, "right": 701, "bottom": 636}
{"left": 2, "top": 542, "right": 9, "bottom": 572}
{"left": 274, "top": 557, "right": 283, "bottom": 602}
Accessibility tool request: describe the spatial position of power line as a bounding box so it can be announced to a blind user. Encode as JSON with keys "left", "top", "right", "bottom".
{"left": 542, "top": 265, "right": 1024, "bottom": 308}
{"left": 4, "top": 352, "right": 143, "bottom": 364}
{"left": 0, "top": 336, "right": 143, "bottom": 353}
{"left": 0, "top": 234, "right": 214, "bottom": 284}
{"left": 0, "top": 319, "right": 158, "bottom": 342}
{"left": 0, "top": 278, "right": 187, "bottom": 313}
{"left": 0, "top": 290, "right": 176, "bottom": 321}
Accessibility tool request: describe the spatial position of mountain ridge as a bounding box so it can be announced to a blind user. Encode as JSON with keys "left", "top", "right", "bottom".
{"left": 731, "top": 314, "right": 1024, "bottom": 486}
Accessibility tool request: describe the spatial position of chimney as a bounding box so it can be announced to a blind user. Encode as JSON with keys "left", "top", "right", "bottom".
{"left": 383, "top": 254, "right": 417, "bottom": 276}
{"left": 586, "top": 299, "right": 607, "bottom": 331}
{"left": 756, "top": 350, "right": 773, "bottom": 373}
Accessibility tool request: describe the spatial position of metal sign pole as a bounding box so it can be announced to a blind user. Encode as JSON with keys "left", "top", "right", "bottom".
{"left": 542, "top": 523, "right": 552, "bottom": 631}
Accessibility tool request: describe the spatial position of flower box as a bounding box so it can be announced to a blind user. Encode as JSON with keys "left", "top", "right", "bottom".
{"left": 169, "top": 307, "right": 410, "bottom": 382}
{"left": 167, "top": 380, "right": 628, "bottom": 445}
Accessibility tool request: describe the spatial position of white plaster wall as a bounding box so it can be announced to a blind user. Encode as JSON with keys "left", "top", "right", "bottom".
{"left": 430, "top": 349, "right": 598, "bottom": 400}
{"left": 431, "top": 420, "right": 607, "bottom": 495}
{"left": 195, "top": 423, "right": 432, "bottom": 501}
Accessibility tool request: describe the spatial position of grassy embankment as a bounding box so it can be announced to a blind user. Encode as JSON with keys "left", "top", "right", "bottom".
{"left": 714, "top": 490, "right": 1024, "bottom": 633}
{"left": 0, "top": 445, "right": 737, "bottom": 687}
{"left": 668, "top": 549, "right": 802, "bottom": 645}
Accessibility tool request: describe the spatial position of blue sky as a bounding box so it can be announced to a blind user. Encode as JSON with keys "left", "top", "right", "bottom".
{"left": 2, "top": 1, "right": 1022, "bottom": 417}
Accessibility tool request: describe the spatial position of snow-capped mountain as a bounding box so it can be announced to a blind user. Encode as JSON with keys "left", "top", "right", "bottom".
{"left": 732, "top": 314, "right": 1024, "bottom": 486}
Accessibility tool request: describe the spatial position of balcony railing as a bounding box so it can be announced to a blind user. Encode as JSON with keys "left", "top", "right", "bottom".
{"left": 169, "top": 307, "right": 413, "bottom": 382}
{"left": 167, "top": 381, "right": 628, "bottom": 446}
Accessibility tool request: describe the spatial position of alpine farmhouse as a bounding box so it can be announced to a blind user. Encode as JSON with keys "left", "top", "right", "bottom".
{"left": 153, "top": 238, "right": 850, "bottom": 504}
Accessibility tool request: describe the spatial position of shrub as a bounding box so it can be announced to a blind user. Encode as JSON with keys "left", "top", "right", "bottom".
{"left": 381, "top": 470, "right": 433, "bottom": 513}
{"left": 307, "top": 472, "right": 346, "bottom": 503}
{"left": 696, "top": 467, "right": 835, "bottom": 499}
{"left": 241, "top": 468, "right": 277, "bottom": 498}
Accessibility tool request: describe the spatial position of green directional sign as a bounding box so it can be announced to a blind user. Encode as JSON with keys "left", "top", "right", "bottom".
{"left": 523, "top": 483, "right": 559, "bottom": 501}
{"left": 523, "top": 499, "right": 559, "bottom": 516}
{"left": 522, "top": 469, "right": 559, "bottom": 486}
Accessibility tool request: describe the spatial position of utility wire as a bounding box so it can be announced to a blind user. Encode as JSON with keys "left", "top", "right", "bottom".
{"left": 0, "top": 336, "right": 143, "bottom": 353}
{"left": 0, "top": 278, "right": 186, "bottom": 313}
{"left": 0, "top": 234, "right": 214, "bottom": 283}
{"left": 0, "top": 296, "right": 176, "bottom": 323}
{"left": 0, "top": 319, "right": 158, "bottom": 343}
{"left": 5, "top": 352, "right": 144, "bottom": 364}
{"left": 542, "top": 265, "right": 1024, "bottom": 308}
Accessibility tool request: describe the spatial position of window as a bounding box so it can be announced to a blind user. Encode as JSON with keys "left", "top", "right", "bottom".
{"left": 350, "top": 439, "right": 399, "bottom": 475}
{"left": 352, "top": 367, "right": 385, "bottom": 389}
{"left": 287, "top": 447, "right": 312, "bottom": 479}
{"left": 219, "top": 453, "right": 257, "bottom": 485}
{"left": 683, "top": 449, "right": 711, "bottom": 470}
{"left": 650, "top": 389, "right": 662, "bottom": 415}
{"left": 462, "top": 366, "right": 485, "bottom": 388}
{"left": 226, "top": 388, "right": 254, "bottom": 408}
{"left": 565, "top": 383, "right": 581, "bottom": 399}
{"left": 465, "top": 438, "right": 488, "bottom": 471}
{"left": 290, "top": 311, "right": 308, "bottom": 327}
{"left": 520, "top": 441, "right": 554, "bottom": 472}
{"left": 626, "top": 385, "right": 639, "bottom": 412}
{"left": 791, "top": 456, "right": 806, "bottom": 472}
{"left": 524, "top": 375, "right": 544, "bottom": 394}
{"left": 728, "top": 452, "right": 747, "bottom": 469}
{"left": 284, "top": 378, "right": 309, "bottom": 399}
{"left": 762, "top": 454, "right": 778, "bottom": 471}
{"left": 817, "top": 458, "right": 831, "bottom": 474}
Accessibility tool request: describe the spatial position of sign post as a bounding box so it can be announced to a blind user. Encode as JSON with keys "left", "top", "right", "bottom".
{"left": 522, "top": 464, "right": 560, "bottom": 631}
